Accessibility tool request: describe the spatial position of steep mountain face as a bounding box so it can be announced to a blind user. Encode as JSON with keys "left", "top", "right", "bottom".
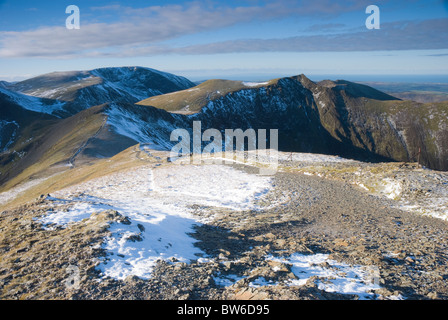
{"left": 0, "top": 81, "right": 10, "bottom": 89}
{"left": 7, "top": 67, "right": 195, "bottom": 117}
{"left": 0, "top": 87, "right": 57, "bottom": 152}
{"left": 138, "top": 75, "right": 448, "bottom": 171}
{"left": 0, "top": 65, "right": 196, "bottom": 187}
{"left": 0, "top": 86, "right": 65, "bottom": 116}
{"left": 0, "top": 101, "right": 185, "bottom": 188}
{"left": 307, "top": 78, "right": 448, "bottom": 171}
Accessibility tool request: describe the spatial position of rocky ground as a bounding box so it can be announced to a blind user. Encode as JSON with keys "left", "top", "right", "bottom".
{"left": 0, "top": 151, "right": 448, "bottom": 300}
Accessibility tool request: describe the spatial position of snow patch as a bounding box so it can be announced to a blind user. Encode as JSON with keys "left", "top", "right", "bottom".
{"left": 0, "top": 87, "right": 65, "bottom": 115}
{"left": 242, "top": 82, "right": 269, "bottom": 87}
{"left": 0, "top": 175, "right": 57, "bottom": 206}
{"left": 214, "top": 253, "right": 399, "bottom": 300}
{"left": 105, "top": 104, "right": 179, "bottom": 150}
{"left": 272, "top": 254, "right": 382, "bottom": 299}
{"left": 38, "top": 164, "right": 273, "bottom": 280}
{"left": 380, "top": 178, "right": 402, "bottom": 200}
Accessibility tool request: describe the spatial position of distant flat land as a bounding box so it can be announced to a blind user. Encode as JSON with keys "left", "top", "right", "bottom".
{"left": 357, "top": 82, "right": 448, "bottom": 103}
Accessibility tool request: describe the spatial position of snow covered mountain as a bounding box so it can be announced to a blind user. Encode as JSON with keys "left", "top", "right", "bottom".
{"left": 0, "top": 86, "right": 65, "bottom": 115}
{"left": 0, "top": 66, "right": 195, "bottom": 185}
{"left": 0, "top": 86, "right": 57, "bottom": 153}
{"left": 7, "top": 67, "right": 195, "bottom": 117}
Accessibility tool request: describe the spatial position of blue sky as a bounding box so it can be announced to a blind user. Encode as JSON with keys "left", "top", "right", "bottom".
{"left": 0, "top": 0, "right": 447, "bottom": 81}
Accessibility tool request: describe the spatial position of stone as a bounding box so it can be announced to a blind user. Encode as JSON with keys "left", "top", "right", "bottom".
{"left": 427, "top": 292, "right": 439, "bottom": 300}
{"left": 334, "top": 239, "right": 349, "bottom": 247}
{"left": 267, "top": 260, "right": 290, "bottom": 272}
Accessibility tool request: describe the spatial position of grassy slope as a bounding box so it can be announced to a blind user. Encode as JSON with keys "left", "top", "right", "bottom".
{"left": 0, "top": 104, "right": 110, "bottom": 193}
{"left": 137, "top": 79, "right": 277, "bottom": 114}
{"left": 0, "top": 145, "right": 151, "bottom": 211}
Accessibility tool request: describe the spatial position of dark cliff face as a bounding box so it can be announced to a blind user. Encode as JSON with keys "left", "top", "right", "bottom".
{"left": 0, "top": 90, "right": 56, "bottom": 152}
{"left": 185, "top": 78, "right": 354, "bottom": 158}
{"left": 148, "top": 75, "right": 447, "bottom": 171}
{"left": 304, "top": 78, "right": 448, "bottom": 171}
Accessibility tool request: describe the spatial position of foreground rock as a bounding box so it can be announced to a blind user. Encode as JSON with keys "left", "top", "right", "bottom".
{"left": 1, "top": 156, "right": 448, "bottom": 300}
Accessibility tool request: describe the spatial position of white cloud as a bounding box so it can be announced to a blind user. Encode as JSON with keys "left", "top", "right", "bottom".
{"left": 0, "top": 1, "right": 303, "bottom": 58}
{"left": 1, "top": 0, "right": 443, "bottom": 59}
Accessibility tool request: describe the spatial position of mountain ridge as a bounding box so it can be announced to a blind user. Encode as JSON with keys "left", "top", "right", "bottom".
{"left": 6, "top": 66, "right": 196, "bottom": 117}
{"left": 138, "top": 73, "right": 448, "bottom": 171}
{"left": 1, "top": 68, "right": 447, "bottom": 192}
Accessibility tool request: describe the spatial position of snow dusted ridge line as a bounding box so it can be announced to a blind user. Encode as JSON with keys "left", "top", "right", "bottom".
{"left": 0, "top": 86, "right": 65, "bottom": 115}
{"left": 169, "top": 121, "right": 279, "bottom": 175}
{"left": 38, "top": 164, "right": 274, "bottom": 280}
{"left": 242, "top": 81, "right": 270, "bottom": 87}
{"left": 0, "top": 173, "right": 61, "bottom": 207}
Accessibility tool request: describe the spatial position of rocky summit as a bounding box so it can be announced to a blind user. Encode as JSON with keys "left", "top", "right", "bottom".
{"left": 1, "top": 148, "right": 448, "bottom": 300}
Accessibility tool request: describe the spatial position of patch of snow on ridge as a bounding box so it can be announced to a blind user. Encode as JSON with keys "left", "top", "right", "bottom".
{"left": 0, "top": 87, "right": 65, "bottom": 115}
{"left": 381, "top": 178, "right": 402, "bottom": 200}
{"left": 269, "top": 253, "right": 395, "bottom": 300}
{"left": 214, "top": 253, "right": 403, "bottom": 300}
{"left": 242, "top": 81, "right": 269, "bottom": 87}
{"left": 153, "top": 165, "right": 272, "bottom": 211}
{"left": 38, "top": 164, "right": 273, "bottom": 280}
{"left": 275, "top": 151, "right": 354, "bottom": 163}
{"left": 105, "top": 104, "right": 178, "bottom": 151}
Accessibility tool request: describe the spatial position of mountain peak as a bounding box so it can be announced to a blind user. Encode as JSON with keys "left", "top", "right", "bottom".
{"left": 6, "top": 66, "right": 196, "bottom": 117}
{"left": 294, "top": 74, "right": 315, "bottom": 85}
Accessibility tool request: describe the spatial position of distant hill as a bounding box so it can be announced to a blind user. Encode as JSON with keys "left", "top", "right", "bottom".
{"left": 7, "top": 66, "right": 195, "bottom": 117}
{"left": 357, "top": 81, "right": 448, "bottom": 103}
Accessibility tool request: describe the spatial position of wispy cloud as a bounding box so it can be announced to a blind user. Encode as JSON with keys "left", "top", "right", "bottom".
{"left": 1, "top": 0, "right": 444, "bottom": 59}
{"left": 304, "top": 23, "right": 346, "bottom": 32}
{"left": 0, "top": 1, "right": 298, "bottom": 58}
{"left": 89, "top": 4, "right": 122, "bottom": 12}
{"left": 164, "top": 19, "right": 448, "bottom": 55}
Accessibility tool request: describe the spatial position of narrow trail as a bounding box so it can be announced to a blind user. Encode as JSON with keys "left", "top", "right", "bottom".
{"left": 2, "top": 147, "right": 448, "bottom": 300}
{"left": 68, "top": 116, "right": 108, "bottom": 168}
